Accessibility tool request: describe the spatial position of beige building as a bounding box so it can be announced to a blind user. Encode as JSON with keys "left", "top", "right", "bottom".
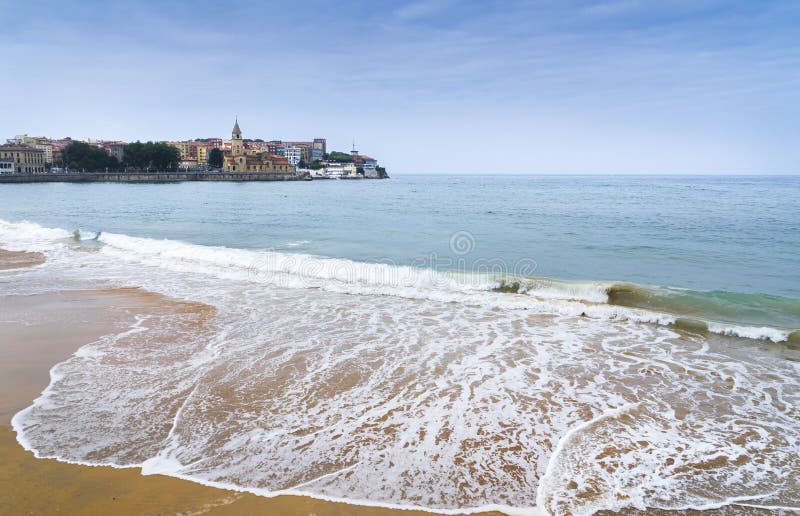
{"left": 197, "top": 145, "right": 209, "bottom": 164}
{"left": 11, "top": 135, "right": 53, "bottom": 165}
{"left": 0, "top": 144, "right": 46, "bottom": 174}
{"left": 179, "top": 158, "right": 198, "bottom": 170}
{"left": 223, "top": 120, "right": 294, "bottom": 173}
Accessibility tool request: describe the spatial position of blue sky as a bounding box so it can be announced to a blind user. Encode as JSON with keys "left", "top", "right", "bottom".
{"left": 2, "top": 0, "right": 799, "bottom": 173}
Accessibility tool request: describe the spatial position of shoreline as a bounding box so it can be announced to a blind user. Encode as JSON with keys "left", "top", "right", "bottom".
{"left": 0, "top": 250, "right": 494, "bottom": 516}
{"left": 0, "top": 171, "right": 388, "bottom": 183}
{"left": 0, "top": 248, "right": 794, "bottom": 516}
{"left": 0, "top": 171, "right": 301, "bottom": 183}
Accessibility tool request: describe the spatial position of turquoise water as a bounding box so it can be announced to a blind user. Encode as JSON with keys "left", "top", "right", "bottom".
{"left": 1, "top": 175, "right": 798, "bottom": 332}
{"left": 0, "top": 175, "right": 798, "bottom": 293}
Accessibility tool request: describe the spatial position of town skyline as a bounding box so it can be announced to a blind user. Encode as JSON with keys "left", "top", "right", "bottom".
{"left": 2, "top": 119, "right": 387, "bottom": 180}
{"left": 6, "top": 119, "right": 361, "bottom": 163}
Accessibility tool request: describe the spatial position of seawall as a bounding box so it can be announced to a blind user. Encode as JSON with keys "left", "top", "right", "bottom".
{"left": 0, "top": 172, "right": 303, "bottom": 183}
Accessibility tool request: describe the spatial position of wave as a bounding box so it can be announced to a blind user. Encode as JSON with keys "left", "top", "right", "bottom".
{"left": 1, "top": 219, "right": 797, "bottom": 343}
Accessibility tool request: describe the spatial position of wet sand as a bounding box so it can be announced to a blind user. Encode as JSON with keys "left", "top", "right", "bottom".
{"left": 0, "top": 250, "right": 497, "bottom": 515}
{"left": 0, "top": 249, "right": 45, "bottom": 270}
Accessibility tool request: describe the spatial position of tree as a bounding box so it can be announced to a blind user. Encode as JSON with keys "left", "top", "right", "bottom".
{"left": 326, "top": 151, "right": 353, "bottom": 163}
{"left": 208, "top": 148, "right": 224, "bottom": 168}
{"left": 122, "top": 141, "right": 180, "bottom": 171}
{"left": 62, "top": 142, "right": 119, "bottom": 171}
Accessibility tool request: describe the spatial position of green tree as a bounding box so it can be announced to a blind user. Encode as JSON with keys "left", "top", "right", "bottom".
{"left": 208, "top": 148, "right": 224, "bottom": 168}
{"left": 326, "top": 151, "right": 353, "bottom": 163}
{"left": 122, "top": 141, "right": 180, "bottom": 171}
{"left": 62, "top": 142, "right": 119, "bottom": 172}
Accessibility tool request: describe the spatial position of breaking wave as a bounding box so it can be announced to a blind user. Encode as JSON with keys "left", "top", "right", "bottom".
{"left": 0, "top": 219, "right": 796, "bottom": 343}
{"left": 89, "top": 226, "right": 799, "bottom": 343}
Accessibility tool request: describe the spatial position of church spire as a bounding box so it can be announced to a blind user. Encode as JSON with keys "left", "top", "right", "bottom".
{"left": 231, "top": 117, "right": 244, "bottom": 157}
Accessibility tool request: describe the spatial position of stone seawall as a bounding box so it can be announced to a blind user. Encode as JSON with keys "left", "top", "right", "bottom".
{"left": 0, "top": 172, "right": 303, "bottom": 183}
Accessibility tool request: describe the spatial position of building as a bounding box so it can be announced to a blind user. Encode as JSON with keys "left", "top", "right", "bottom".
{"left": 197, "top": 138, "right": 222, "bottom": 151}
{"left": 165, "top": 141, "right": 198, "bottom": 161}
{"left": 10, "top": 135, "right": 54, "bottom": 165}
{"left": 0, "top": 158, "right": 14, "bottom": 175}
{"left": 0, "top": 144, "right": 46, "bottom": 174}
{"left": 286, "top": 142, "right": 313, "bottom": 164}
{"left": 105, "top": 142, "right": 125, "bottom": 162}
{"left": 266, "top": 142, "right": 284, "bottom": 155}
{"left": 343, "top": 163, "right": 358, "bottom": 177}
{"left": 284, "top": 145, "right": 302, "bottom": 166}
{"left": 222, "top": 120, "right": 295, "bottom": 173}
{"left": 360, "top": 155, "right": 379, "bottom": 177}
{"left": 179, "top": 157, "right": 198, "bottom": 170}
{"left": 196, "top": 145, "right": 209, "bottom": 164}
{"left": 323, "top": 163, "right": 344, "bottom": 179}
{"left": 176, "top": 141, "right": 189, "bottom": 160}
{"left": 351, "top": 148, "right": 363, "bottom": 167}
{"left": 312, "top": 138, "right": 326, "bottom": 161}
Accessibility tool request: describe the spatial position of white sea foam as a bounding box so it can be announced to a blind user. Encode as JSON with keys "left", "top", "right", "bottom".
{"left": 4, "top": 219, "right": 800, "bottom": 514}
{"left": 706, "top": 322, "right": 790, "bottom": 343}
{"left": 280, "top": 239, "right": 311, "bottom": 248}
{"left": 0, "top": 219, "right": 71, "bottom": 251}
{"left": 89, "top": 227, "right": 794, "bottom": 343}
{"left": 0, "top": 220, "right": 794, "bottom": 343}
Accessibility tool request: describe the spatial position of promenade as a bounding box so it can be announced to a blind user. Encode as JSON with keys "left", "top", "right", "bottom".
{"left": 0, "top": 171, "right": 303, "bottom": 183}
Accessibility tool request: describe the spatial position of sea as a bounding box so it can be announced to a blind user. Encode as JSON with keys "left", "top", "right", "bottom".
{"left": 1, "top": 175, "right": 798, "bottom": 515}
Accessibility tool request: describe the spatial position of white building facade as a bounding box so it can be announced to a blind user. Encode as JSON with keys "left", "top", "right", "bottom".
{"left": 284, "top": 146, "right": 302, "bottom": 166}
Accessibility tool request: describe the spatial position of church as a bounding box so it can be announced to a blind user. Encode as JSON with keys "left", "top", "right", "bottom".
{"left": 223, "top": 119, "right": 295, "bottom": 173}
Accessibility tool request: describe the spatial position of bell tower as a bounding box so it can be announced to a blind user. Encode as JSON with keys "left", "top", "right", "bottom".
{"left": 231, "top": 117, "right": 244, "bottom": 157}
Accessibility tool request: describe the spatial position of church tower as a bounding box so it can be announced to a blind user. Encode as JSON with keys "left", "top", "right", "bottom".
{"left": 231, "top": 118, "right": 244, "bottom": 157}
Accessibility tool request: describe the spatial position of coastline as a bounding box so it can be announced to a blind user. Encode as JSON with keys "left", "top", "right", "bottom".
{"left": 0, "top": 171, "right": 301, "bottom": 183}
{"left": 0, "top": 251, "right": 494, "bottom": 516}
{"left": 0, "top": 171, "right": 388, "bottom": 183}
{"left": 0, "top": 229, "right": 796, "bottom": 515}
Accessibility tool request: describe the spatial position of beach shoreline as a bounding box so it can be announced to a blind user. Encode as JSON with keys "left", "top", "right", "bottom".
{"left": 0, "top": 250, "right": 497, "bottom": 515}
{"left": 0, "top": 233, "right": 795, "bottom": 515}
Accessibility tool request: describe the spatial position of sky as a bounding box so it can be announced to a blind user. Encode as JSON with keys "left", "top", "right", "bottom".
{"left": 2, "top": 0, "right": 799, "bottom": 174}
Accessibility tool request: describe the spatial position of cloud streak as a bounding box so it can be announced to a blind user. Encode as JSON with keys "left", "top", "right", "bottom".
{"left": 393, "top": 0, "right": 457, "bottom": 21}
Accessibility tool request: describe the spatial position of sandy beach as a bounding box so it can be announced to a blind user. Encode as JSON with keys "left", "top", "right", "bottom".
{"left": 0, "top": 249, "right": 498, "bottom": 516}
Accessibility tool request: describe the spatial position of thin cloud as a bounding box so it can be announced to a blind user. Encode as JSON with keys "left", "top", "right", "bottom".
{"left": 582, "top": 0, "right": 642, "bottom": 17}
{"left": 394, "top": 0, "right": 457, "bottom": 21}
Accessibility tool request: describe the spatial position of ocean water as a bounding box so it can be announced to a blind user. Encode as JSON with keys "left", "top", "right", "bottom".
{"left": 1, "top": 175, "right": 798, "bottom": 515}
